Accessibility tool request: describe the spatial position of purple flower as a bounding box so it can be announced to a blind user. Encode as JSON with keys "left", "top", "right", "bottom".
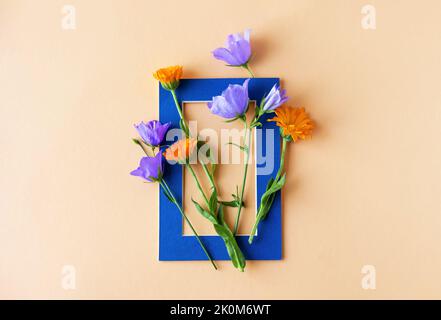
{"left": 212, "top": 30, "right": 251, "bottom": 66}
{"left": 130, "top": 152, "right": 163, "bottom": 182}
{"left": 207, "top": 79, "right": 250, "bottom": 119}
{"left": 134, "top": 120, "right": 171, "bottom": 146}
{"left": 261, "top": 84, "right": 288, "bottom": 112}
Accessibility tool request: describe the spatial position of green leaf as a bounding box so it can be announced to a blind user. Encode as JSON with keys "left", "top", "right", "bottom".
{"left": 260, "top": 191, "right": 276, "bottom": 220}
{"left": 220, "top": 188, "right": 244, "bottom": 207}
{"left": 255, "top": 177, "right": 275, "bottom": 219}
{"left": 250, "top": 175, "right": 286, "bottom": 244}
{"left": 196, "top": 141, "right": 216, "bottom": 179}
{"left": 191, "top": 198, "right": 218, "bottom": 225}
{"left": 258, "top": 174, "right": 286, "bottom": 220}
{"left": 267, "top": 174, "right": 286, "bottom": 194}
{"left": 132, "top": 138, "right": 142, "bottom": 145}
{"left": 216, "top": 204, "right": 226, "bottom": 226}
{"left": 214, "top": 224, "right": 242, "bottom": 269}
{"left": 265, "top": 177, "right": 275, "bottom": 191}
{"left": 209, "top": 189, "right": 218, "bottom": 214}
{"left": 226, "top": 142, "right": 247, "bottom": 152}
{"left": 220, "top": 200, "right": 242, "bottom": 208}
{"left": 214, "top": 205, "right": 246, "bottom": 271}
{"left": 196, "top": 140, "right": 207, "bottom": 151}
{"left": 206, "top": 145, "right": 213, "bottom": 160}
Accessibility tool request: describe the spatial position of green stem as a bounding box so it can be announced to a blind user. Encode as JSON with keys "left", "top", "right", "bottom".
{"left": 188, "top": 160, "right": 246, "bottom": 272}
{"left": 275, "top": 138, "right": 288, "bottom": 181}
{"left": 233, "top": 123, "right": 252, "bottom": 235}
{"left": 160, "top": 180, "right": 217, "bottom": 270}
{"left": 248, "top": 213, "right": 259, "bottom": 243}
{"left": 202, "top": 163, "right": 216, "bottom": 192}
{"left": 249, "top": 138, "right": 288, "bottom": 243}
{"left": 171, "top": 89, "right": 189, "bottom": 136}
{"left": 171, "top": 89, "right": 185, "bottom": 122}
{"left": 186, "top": 163, "right": 210, "bottom": 207}
{"left": 243, "top": 63, "right": 255, "bottom": 78}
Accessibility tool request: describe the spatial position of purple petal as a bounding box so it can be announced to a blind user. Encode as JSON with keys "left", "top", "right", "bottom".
{"left": 280, "top": 89, "right": 287, "bottom": 99}
{"left": 214, "top": 30, "right": 252, "bottom": 66}
{"left": 130, "top": 153, "right": 163, "bottom": 182}
{"left": 134, "top": 120, "right": 170, "bottom": 146}
{"left": 212, "top": 47, "right": 241, "bottom": 66}
{"left": 228, "top": 39, "right": 251, "bottom": 65}
{"left": 223, "top": 80, "right": 249, "bottom": 115}
{"left": 242, "top": 78, "right": 250, "bottom": 91}
{"left": 232, "top": 32, "right": 242, "bottom": 42}
{"left": 226, "top": 34, "right": 237, "bottom": 47}
{"left": 207, "top": 95, "right": 239, "bottom": 118}
{"left": 149, "top": 121, "right": 171, "bottom": 146}
{"left": 261, "top": 85, "right": 289, "bottom": 111}
{"left": 243, "top": 29, "right": 251, "bottom": 43}
{"left": 130, "top": 168, "right": 144, "bottom": 177}
{"left": 207, "top": 79, "right": 251, "bottom": 119}
{"left": 134, "top": 122, "right": 148, "bottom": 142}
{"left": 267, "top": 84, "right": 278, "bottom": 96}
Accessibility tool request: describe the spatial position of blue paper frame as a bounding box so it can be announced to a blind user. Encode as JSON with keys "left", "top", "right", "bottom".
{"left": 159, "top": 78, "right": 282, "bottom": 260}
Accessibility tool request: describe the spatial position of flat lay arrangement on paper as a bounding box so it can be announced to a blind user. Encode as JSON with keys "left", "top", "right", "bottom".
{"left": 5, "top": 0, "right": 441, "bottom": 302}
{"left": 130, "top": 30, "right": 314, "bottom": 272}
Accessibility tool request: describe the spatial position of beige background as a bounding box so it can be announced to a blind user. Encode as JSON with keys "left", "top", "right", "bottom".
{"left": 1, "top": 0, "right": 441, "bottom": 299}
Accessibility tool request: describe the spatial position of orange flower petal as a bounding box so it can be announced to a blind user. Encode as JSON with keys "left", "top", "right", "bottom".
{"left": 268, "top": 106, "right": 314, "bottom": 142}
{"left": 163, "top": 138, "right": 197, "bottom": 162}
{"left": 153, "top": 65, "right": 183, "bottom": 90}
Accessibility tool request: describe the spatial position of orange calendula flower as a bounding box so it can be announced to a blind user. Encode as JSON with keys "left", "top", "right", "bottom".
{"left": 153, "top": 65, "right": 183, "bottom": 90}
{"left": 163, "top": 138, "right": 198, "bottom": 163}
{"left": 269, "top": 106, "right": 314, "bottom": 142}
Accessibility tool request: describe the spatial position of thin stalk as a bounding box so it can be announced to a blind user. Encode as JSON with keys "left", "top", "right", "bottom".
{"left": 275, "top": 138, "right": 288, "bottom": 181}
{"left": 160, "top": 180, "right": 217, "bottom": 270}
{"left": 243, "top": 63, "right": 255, "bottom": 78}
{"left": 233, "top": 123, "right": 252, "bottom": 235}
{"left": 186, "top": 163, "right": 210, "bottom": 207}
{"left": 170, "top": 89, "right": 185, "bottom": 122}
{"left": 187, "top": 157, "right": 246, "bottom": 272}
{"left": 171, "top": 89, "right": 189, "bottom": 135}
{"left": 202, "top": 163, "right": 216, "bottom": 192}
{"left": 134, "top": 120, "right": 216, "bottom": 267}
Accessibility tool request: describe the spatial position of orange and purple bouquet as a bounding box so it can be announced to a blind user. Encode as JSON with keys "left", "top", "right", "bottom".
{"left": 130, "top": 30, "right": 315, "bottom": 272}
